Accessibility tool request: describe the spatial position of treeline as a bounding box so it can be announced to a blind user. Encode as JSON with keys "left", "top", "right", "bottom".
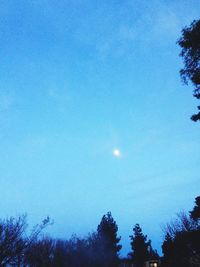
{"left": 0, "top": 197, "right": 200, "bottom": 267}
{"left": 162, "top": 196, "right": 200, "bottom": 267}
{"left": 0, "top": 212, "right": 122, "bottom": 267}
{"left": 0, "top": 211, "right": 157, "bottom": 267}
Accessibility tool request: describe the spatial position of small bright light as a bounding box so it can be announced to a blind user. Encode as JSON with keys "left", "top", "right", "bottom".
{"left": 113, "top": 149, "right": 121, "bottom": 157}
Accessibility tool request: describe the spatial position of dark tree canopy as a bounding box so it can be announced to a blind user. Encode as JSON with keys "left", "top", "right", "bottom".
{"left": 0, "top": 215, "right": 52, "bottom": 267}
{"left": 178, "top": 19, "right": 200, "bottom": 121}
{"left": 162, "top": 199, "right": 200, "bottom": 267}
{"left": 97, "top": 212, "right": 122, "bottom": 266}
{"left": 25, "top": 237, "right": 55, "bottom": 267}
{"left": 162, "top": 233, "right": 175, "bottom": 267}
{"left": 190, "top": 196, "right": 200, "bottom": 222}
{"left": 129, "top": 224, "right": 152, "bottom": 267}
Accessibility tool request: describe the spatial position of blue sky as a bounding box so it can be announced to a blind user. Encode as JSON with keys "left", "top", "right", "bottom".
{"left": 0, "top": 0, "right": 200, "bottom": 255}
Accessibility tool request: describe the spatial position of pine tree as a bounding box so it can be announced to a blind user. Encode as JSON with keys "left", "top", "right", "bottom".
{"left": 97, "top": 212, "right": 122, "bottom": 267}
{"left": 129, "top": 224, "right": 151, "bottom": 267}
{"left": 162, "top": 233, "right": 175, "bottom": 267}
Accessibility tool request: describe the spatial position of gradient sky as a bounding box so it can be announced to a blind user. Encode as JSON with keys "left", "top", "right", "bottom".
{"left": 0, "top": 0, "right": 200, "bottom": 256}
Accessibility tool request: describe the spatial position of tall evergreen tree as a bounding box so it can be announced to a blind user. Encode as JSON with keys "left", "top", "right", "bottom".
{"left": 97, "top": 212, "right": 122, "bottom": 267}
{"left": 129, "top": 224, "right": 151, "bottom": 267}
{"left": 162, "top": 233, "right": 175, "bottom": 267}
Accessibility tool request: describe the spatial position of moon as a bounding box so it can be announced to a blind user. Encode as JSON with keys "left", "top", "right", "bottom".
{"left": 113, "top": 148, "right": 121, "bottom": 157}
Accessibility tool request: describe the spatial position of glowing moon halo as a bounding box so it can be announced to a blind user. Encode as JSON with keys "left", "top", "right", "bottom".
{"left": 113, "top": 148, "right": 121, "bottom": 157}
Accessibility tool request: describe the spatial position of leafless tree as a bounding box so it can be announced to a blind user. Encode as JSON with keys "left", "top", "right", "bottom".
{"left": 162, "top": 211, "right": 196, "bottom": 239}
{"left": 0, "top": 215, "right": 52, "bottom": 267}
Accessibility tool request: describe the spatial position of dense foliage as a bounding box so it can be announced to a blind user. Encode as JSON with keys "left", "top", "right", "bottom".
{"left": 0, "top": 212, "right": 122, "bottom": 267}
{"left": 178, "top": 19, "right": 200, "bottom": 121}
{"left": 129, "top": 224, "right": 158, "bottom": 267}
{"left": 162, "top": 198, "right": 200, "bottom": 267}
{"left": 1, "top": 197, "right": 200, "bottom": 267}
{"left": 97, "top": 212, "right": 122, "bottom": 267}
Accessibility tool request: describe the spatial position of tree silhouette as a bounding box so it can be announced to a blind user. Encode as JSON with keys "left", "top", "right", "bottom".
{"left": 162, "top": 202, "right": 200, "bottom": 267}
{"left": 0, "top": 214, "right": 52, "bottom": 267}
{"left": 25, "top": 237, "right": 55, "bottom": 267}
{"left": 97, "top": 212, "right": 122, "bottom": 267}
{"left": 178, "top": 19, "right": 200, "bottom": 121}
{"left": 190, "top": 196, "right": 200, "bottom": 222}
{"left": 129, "top": 224, "right": 151, "bottom": 267}
{"left": 0, "top": 215, "right": 27, "bottom": 266}
{"left": 162, "top": 233, "right": 175, "bottom": 267}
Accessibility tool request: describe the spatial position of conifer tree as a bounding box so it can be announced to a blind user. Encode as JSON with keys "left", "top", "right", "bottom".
{"left": 97, "top": 212, "right": 122, "bottom": 267}
{"left": 129, "top": 224, "right": 151, "bottom": 267}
